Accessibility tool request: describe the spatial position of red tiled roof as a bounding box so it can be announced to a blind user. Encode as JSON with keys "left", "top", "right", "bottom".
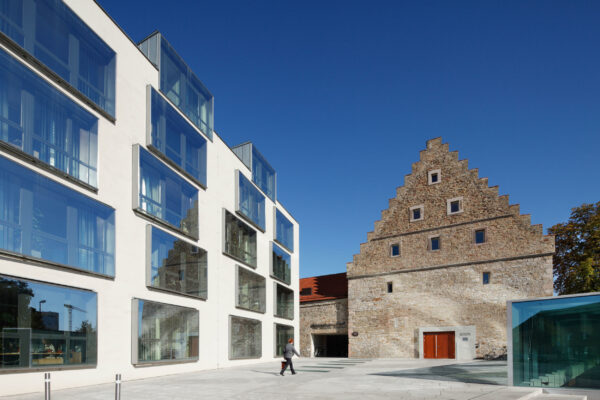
{"left": 300, "top": 272, "right": 348, "bottom": 303}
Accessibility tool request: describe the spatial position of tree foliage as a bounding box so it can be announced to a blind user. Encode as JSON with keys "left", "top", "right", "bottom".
{"left": 549, "top": 201, "right": 600, "bottom": 295}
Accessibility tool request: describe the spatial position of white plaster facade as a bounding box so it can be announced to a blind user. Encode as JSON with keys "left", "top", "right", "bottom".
{"left": 0, "top": 0, "right": 299, "bottom": 396}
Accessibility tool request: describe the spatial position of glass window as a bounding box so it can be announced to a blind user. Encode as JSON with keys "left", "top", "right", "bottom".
{"left": 236, "top": 265, "right": 265, "bottom": 313}
{"left": 229, "top": 315, "right": 261, "bottom": 360}
{"left": 275, "top": 283, "right": 294, "bottom": 320}
{"left": 149, "top": 87, "right": 207, "bottom": 186}
{"left": 300, "top": 287, "right": 312, "bottom": 296}
{"left": 0, "top": 0, "right": 116, "bottom": 116}
{"left": 390, "top": 244, "right": 400, "bottom": 257}
{"left": 0, "top": 155, "right": 115, "bottom": 275}
{"left": 148, "top": 226, "right": 207, "bottom": 299}
{"left": 387, "top": 282, "right": 393, "bottom": 293}
{"left": 133, "top": 299, "right": 199, "bottom": 364}
{"left": 275, "top": 209, "right": 294, "bottom": 252}
{"left": 252, "top": 146, "right": 276, "bottom": 201}
{"left": 0, "top": 48, "right": 99, "bottom": 187}
{"left": 450, "top": 200, "right": 460, "bottom": 213}
{"left": 482, "top": 272, "right": 490, "bottom": 285}
{"left": 157, "top": 36, "right": 213, "bottom": 140}
{"left": 275, "top": 324, "right": 294, "bottom": 357}
{"left": 430, "top": 237, "right": 440, "bottom": 251}
{"left": 136, "top": 146, "right": 198, "bottom": 239}
{"left": 413, "top": 208, "right": 421, "bottom": 220}
{"left": 224, "top": 210, "right": 257, "bottom": 268}
{"left": 511, "top": 294, "right": 600, "bottom": 389}
{"left": 475, "top": 229, "right": 486, "bottom": 244}
{"left": 237, "top": 171, "right": 265, "bottom": 230}
{"left": 0, "top": 275, "right": 97, "bottom": 370}
{"left": 431, "top": 173, "right": 438, "bottom": 183}
{"left": 271, "top": 242, "right": 291, "bottom": 285}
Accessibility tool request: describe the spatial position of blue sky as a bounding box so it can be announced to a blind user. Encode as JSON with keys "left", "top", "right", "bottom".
{"left": 99, "top": 0, "right": 600, "bottom": 278}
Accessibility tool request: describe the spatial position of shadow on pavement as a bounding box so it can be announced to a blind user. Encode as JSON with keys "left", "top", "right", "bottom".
{"left": 371, "top": 361, "right": 508, "bottom": 386}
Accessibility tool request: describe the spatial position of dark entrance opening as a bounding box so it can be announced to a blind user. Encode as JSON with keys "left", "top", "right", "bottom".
{"left": 313, "top": 334, "right": 348, "bottom": 357}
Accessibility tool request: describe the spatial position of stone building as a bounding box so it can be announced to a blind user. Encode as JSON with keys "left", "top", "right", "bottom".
{"left": 347, "top": 137, "right": 554, "bottom": 360}
{"left": 299, "top": 273, "right": 348, "bottom": 357}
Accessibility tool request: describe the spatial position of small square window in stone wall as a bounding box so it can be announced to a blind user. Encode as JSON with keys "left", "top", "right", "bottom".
{"left": 428, "top": 169, "right": 441, "bottom": 185}
{"left": 390, "top": 244, "right": 400, "bottom": 257}
{"left": 483, "top": 272, "right": 490, "bottom": 284}
{"left": 450, "top": 201, "right": 460, "bottom": 213}
{"left": 387, "top": 282, "right": 393, "bottom": 293}
{"left": 430, "top": 237, "right": 440, "bottom": 251}
{"left": 475, "top": 229, "right": 486, "bottom": 244}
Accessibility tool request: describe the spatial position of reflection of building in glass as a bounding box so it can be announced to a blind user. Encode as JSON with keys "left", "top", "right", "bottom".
{"left": 509, "top": 293, "right": 600, "bottom": 389}
{"left": 0, "top": 1, "right": 298, "bottom": 395}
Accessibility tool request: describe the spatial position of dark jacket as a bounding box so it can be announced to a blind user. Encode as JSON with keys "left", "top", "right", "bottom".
{"left": 283, "top": 343, "right": 300, "bottom": 359}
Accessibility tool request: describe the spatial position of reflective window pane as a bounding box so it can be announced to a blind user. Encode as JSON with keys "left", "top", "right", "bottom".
{"left": 149, "top": 226, "right": 207, "bottom": 299}
{"left": 251, "top": 146, "right": 275, "bottom": 201}
{"left": 236, "top": 265, "right": 265, "bottom": 313}
{"left": 154, "top": 35, "right": 213, "bottom": 140}
{"left": 0, "top": 275, "right": 97, "bottom": 370}
{"left": 149, "top": 87, "right": 207, "bottom": 186}
{"left": 0, "top": 155, "right": 115, "bottom": 275}
{"left": 275, "top": 283, "right": 294, "bottom": 320}
{"left": 224, "top": 210, "right": 257, "bottom": 268}
{"left": 512, "top": 295, "right": 600, "bottom": 389}
{"left": 271, "top": 242, "right": 291, "bottom": 285}
{"left": 275, "top": 324, "right": 293, "bottom": 357}
{"left": 229, "top": 315, "right": 261, "bottom": 359}
{"left": 137, "top": 146, "right": 198, "bottom": 239}
{"left": 134, "top": 299, "right": 199, "bottom": 364}
{"left": 237, "top": 171, "right": 265, "bottom": 230}
{"left": 0, "top": 0, "right": 116, "bottom": 116}
{"left": 475, "top": 229, "right": 486, "bottom": 244}
{"left": 275, "top": 209, "right": 294, "bottom": 252}
{"left": 0, "top": 48, "right": 98, "bottom": 187}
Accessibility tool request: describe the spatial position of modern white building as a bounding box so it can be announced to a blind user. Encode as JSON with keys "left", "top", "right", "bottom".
{"left": 0, "top": 0, "right": 299, "bottom": 396}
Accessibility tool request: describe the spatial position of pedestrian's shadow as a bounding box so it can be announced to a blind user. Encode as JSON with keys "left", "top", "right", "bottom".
{"left": 251, "top": 370, "right": 281, "bottom": 376}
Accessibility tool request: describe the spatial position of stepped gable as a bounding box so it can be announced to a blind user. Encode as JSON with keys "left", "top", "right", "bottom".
{"left": 347, "top": 137, "right": 554, "bottom": 277}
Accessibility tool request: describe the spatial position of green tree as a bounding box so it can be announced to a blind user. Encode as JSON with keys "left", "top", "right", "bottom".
{"left": 549, "top": 201, "right": 600, "bottom": 295}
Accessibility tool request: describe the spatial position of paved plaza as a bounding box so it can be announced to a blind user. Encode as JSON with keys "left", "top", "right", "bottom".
{"left": 3, "top": 359, "right": 596, "bottom": 400}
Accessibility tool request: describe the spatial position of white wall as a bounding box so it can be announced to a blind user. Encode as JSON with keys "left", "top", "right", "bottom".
{"left": 0, "top": 0, "right": 299, "bottom": 395}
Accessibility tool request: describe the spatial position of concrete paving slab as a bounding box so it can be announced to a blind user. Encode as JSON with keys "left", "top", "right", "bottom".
{"left": 0, "top": 359, "right": 590, "bottom": 400}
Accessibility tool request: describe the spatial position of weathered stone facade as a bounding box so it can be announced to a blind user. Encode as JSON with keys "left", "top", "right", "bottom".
{"left": 347, "top": 137, "right": 554, "bottom": 359}
{"left": 300, "top": 298, "right": 348, "bottom": 357}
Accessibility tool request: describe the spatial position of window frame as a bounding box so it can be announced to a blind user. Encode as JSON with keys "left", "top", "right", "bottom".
{"left": 429, "top": 235, "right": 441, "bottom": 251}
{"left": 483, "top": 272, "right": 491, "bottom": 285}
{"left": 446, "top": 197, "right": 464, "bottom": 215}
{"left": 235, "top": 264, "right": 266, "bottom": 314}
{"left": 474, "top": 228, "right": 487, "bottom": 245}
{"left": 410, "top": 205, "right": 424, "bottom": 222}
{"left": 274, "top": 323, "right": 294, "bottom": 357}
{"left": 131, "top": 298, "right": 199, "bottom": 365}
{"left": 235, "top": 170, "right": 266, "bottom": 232}
{"left": 228, "top": 315, "right": 262, "bottom": 360}
{"left": 222, "top": 209, "right": 258, "bottom": 268}
{"left": 390, "top": 243, "right": 400, "bottom": 257}
{"left": 270, "top": 241, "right": 292, "bottom": 285}
{"left": 274, "top": 208, "right": 294, "bottom": 253}
{"left": 428, "top": 169, "right": 441, "bottom": 185}
{"left": 274, "top": 282, "right": 294, "bottom": 320}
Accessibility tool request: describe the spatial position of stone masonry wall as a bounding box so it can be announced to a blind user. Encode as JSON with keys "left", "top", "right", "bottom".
{"left": 346, "top": 137, "right": 554, "bottom": 359}
{"left": 348, "top": 256, "right": 552, "bottom": 358}
{"left": 300, "top": 299, "right": 348, "bottom": 357}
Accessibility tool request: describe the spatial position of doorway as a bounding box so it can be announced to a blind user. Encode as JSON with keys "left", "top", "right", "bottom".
{"left": 312, "top": 334, "right": 348, "bottom": 357}
{"left": 423, "top": 331, "right": 455, "bottom": 359}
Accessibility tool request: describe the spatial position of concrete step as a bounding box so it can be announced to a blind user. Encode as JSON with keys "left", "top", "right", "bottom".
{"left": 530, "top": 394, "right": 587, "bottom": 400}
{"left": 472, "top": 387, "right": 542, "bottom": 400}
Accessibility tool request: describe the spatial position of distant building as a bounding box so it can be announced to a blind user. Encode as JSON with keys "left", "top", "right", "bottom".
{"left": 347, "top": 138, "right": 554, "bottom": 359}
{"left": 299, "top": 273, "right": 348, "bottom": 357}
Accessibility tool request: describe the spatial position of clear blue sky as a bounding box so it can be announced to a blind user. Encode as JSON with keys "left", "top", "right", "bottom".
{"left": 99, "top": 0, "right": 600, "bottom": 278}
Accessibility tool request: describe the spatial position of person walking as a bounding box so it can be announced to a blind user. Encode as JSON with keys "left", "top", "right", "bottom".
{"left": 280, "top": 338, "right": 300, "bottom": 376}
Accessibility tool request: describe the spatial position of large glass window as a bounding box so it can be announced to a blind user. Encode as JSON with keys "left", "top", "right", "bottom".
{"left": 0, "top": 0, "right": 116, "bottom": 117}
{"left": 148, "top": 226, "right": 207, "bottom": 299}
{"left": 229, "top": 315, "right": 261, "bottom": 359}
{"left": 132, "top": 299, "right": 199, "bottom": 364}
{"left": 0, "top": 155, "right": 115, "bottom": 275}
{"left": 275, "top": 283, "right": 294, "bottom": 320}
{"left": 511, "top": 294, "right": 600, "bottom": 389}
{"left": 275, "top": 209, "right": 294, "bottom": 252}
{"left": 0, "top": 275, "right": 97, "bottom": 370}
{"left": 154, "top": 35, "right": 213, "bottom": 140}
{"left": 236, "top": 265, "right": 265, "bottom": 313}
{"left": 237, "top": 171, "right": 265, "bottom": 231}
{"left": 271, "top": 242, "right": 291, "bottom": 285}
{"left": 275, "top": 324, "right": 294, "bottom": 357}
{"left": 149, "top": 87, "right": 207, "bottom": 187}
{"left": 224, "top": 210, "right": 257, "bottom": 268}
{"left": 136, "top": 146, "right": 198, "bottom": 239}
{"left": 0, "top": 48, "right": 98, "bottom": 187}
{"left": 251, "top": 146, "right": 275, "bottom": 201}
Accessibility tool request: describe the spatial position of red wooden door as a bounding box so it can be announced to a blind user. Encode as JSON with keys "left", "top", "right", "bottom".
{"left": 423, "top": 331, "right": 455, "bottom": 359}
